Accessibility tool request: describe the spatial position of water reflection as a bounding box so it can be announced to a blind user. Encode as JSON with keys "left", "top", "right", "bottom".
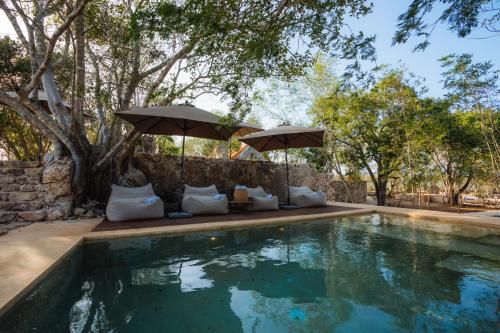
{"left": 1, "top": 214, "right": 499, "bottom": 333}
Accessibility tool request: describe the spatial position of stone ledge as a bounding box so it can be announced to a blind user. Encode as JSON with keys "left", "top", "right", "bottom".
{"left": 0, "top": 218, "right": 102, "bottom": 317}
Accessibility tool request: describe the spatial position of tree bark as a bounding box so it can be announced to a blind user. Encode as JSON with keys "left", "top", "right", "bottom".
{"left": 375, "top": 177, "right": 388, "bottom": 206}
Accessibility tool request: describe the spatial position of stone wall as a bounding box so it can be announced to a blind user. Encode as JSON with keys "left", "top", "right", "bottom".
{"left": 315, "top": 174, "right": 367, "bottom": 203}
{"left": 0, "top": 159, "right": 74, "bottom": 222}
{"left": 134, "top": 153, "right": 366, "bottom": 205}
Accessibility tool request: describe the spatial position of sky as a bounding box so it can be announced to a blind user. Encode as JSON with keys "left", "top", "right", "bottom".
{"left": 202, "top": 0, "right": 500, "bottom": 127}
{"left": 1, "top": 0, "right": 498, "bottom": 129}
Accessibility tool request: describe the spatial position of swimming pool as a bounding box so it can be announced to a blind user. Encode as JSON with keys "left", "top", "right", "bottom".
{"left": 1, "top": 214, "right": 499, "bottom": 332}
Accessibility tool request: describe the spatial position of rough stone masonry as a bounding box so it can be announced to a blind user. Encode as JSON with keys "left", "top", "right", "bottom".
{"left": 0, "top": 159, "right": 73, "bottom": 223}
{"left": 134, "top": 153, "right": 367, "bottom": 206}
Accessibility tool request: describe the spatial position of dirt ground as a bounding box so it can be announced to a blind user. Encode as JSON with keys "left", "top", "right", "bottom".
{"left": 367, "top": 196, "right": 499, "bottom": 214}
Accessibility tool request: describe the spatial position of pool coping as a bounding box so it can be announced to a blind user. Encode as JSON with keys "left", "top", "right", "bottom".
{"left": 85, "top": 207, "right": 372, "bottom": 240}
{"left": 0, "top": 219, "right": 101, "bottom": 318}
{"left": 0, "top": 203, "right": 499, "bottom": 319}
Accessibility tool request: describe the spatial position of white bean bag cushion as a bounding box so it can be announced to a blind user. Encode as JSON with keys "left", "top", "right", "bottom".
{"left": 106, "top": 183, "right": 164, "bottom": 222}
{"left": 184, "top": 184, "right": 219, "bottom": 196}
{"left": 246, "top": 186, "right": 278, "bottom": 211}
{"left": 289, "top": 186, "right": 327, "bottom": 208}
{"left": 182, "top": 194, "right": 228, "bottom": 215}
{"left": 251, "top": 195, "right": 279, "bottom": 211}
{"left": 247, "top": 186, "right": 268, "bottom": 197}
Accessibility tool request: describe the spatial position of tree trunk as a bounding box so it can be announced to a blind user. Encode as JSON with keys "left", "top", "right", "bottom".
{"left": 375, "top": 177, "right": 388, "bottom": 206}
{"left": 452, "top": 170, "right": 474, "bottom": 205}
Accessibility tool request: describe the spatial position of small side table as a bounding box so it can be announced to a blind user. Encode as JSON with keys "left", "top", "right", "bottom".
{"left": 229, "top": 201, "right": 253, "bottom": 211}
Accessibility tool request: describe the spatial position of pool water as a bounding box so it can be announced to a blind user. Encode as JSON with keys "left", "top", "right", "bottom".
{"left": 1, "top": 214, "right": 499, "bottom": 332}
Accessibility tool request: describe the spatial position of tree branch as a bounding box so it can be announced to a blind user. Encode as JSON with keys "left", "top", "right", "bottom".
{"left": 18, "top": 0, "right": 91, "bottom": 99}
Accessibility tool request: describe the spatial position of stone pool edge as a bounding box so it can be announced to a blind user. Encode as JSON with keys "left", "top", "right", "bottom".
{"left": 0, "top": 219, "right": 101, "bottom": 318}
{"left": 85, "top": 207, "right": 372, "bottom": 241}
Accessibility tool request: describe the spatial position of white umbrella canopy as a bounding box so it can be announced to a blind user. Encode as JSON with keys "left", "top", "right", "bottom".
{"left": 115, "top": 104, "right": 261, "bottom": 140}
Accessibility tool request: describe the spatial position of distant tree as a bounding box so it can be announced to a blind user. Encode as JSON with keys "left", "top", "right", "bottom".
{"left": 439, "top": 53, "right": 500, "bottom": 178}
{"left": 310, "top": 70, "right": 422, "bottom": 205}
{"left": 0, "top": 36, "right": 49, "bottom": 160}
{"left": 394, "top": 0, "right": 500, "bottom": 51}
{"left": 420, "top": 100, "right": 488, "bottom": 204}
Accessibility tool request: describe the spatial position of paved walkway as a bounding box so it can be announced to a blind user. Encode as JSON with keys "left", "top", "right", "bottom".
{"left": 0, "top": 219, "right": 100, "bottom": 317}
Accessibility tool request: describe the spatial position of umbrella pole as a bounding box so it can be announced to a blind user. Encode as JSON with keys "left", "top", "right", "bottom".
{"left": 285, "top": 144, "right": 290, "bottom": 205}
{"left": 178, "top": 132, "right": 186, "bottom": 211}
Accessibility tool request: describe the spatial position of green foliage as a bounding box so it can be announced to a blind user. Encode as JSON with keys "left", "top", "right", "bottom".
{"left": 393, "top": 0, "right": 499, "bottom": 51}
{"left": 310, "top": 68, "right": 425, "bottom": 204}
{"left": 0, "top": 36, "right": 31, "bottom": 90}
{"left": 132, "top": 0, "right": 376, "bottom": 114}
{"left": 439, "top": 53, "right": 500, "bottom": 177}
{"left": 0, "top": 106, "right": 49, "bottom": 160}
{"left": 419, "top": 99, "right": 488, "bottom": 203}
{"left": 156, "top": 136, "right": 180, "bottom": 156}
{"left": 0, "top": 36, "right": 49, "bottom": 160}
{"left": 440, "top": 53, "right": 499, "bottom": 110}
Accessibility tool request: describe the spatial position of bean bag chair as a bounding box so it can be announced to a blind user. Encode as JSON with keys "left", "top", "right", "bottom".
{"left": 247, "top": 186, "right": 279, "bottom": 211}
{"left": 182, "top": 184, "right": 228, "bottom": 215}
{"left": 106, "top": 183, "right": 164, "bottom": 222}
{"left": 289, "top": 186, "right": 327, "bottom": 208}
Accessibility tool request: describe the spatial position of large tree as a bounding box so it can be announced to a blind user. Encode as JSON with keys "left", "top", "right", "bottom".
{"left": 419, "top": 100, "right": 488, "bottom": 205}
{"left": 439, "top": 53, "right": 500, "bottom": 179}
{"left": 310, "top": 69, "right": 422, "bottom": 205}
{"left": 0, "top": 0, "right": 376, "bottom": 204}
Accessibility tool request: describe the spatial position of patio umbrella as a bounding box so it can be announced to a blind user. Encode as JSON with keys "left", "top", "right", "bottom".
{"left": 115, "top": 103, "right": 262, "bottom": 216}
{"left": 238, "top": 125, "right": 325, "bottom": 206}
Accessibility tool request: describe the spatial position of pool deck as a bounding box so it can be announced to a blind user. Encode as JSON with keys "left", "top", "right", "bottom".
{"left": 0, "top": 219, "right": 101, "bottom": 317}
{"left": 0, "top": 202, "right": 499, "bottom": 318}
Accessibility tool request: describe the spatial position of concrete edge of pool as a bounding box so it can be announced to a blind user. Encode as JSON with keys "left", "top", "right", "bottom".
{"left": 0, "top": 203, "right": 499, "bottom": 319}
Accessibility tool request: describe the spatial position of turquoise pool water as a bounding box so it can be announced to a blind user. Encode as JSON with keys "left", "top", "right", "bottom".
{"left": 1, "top": 214, "right": 499, "bottom": 332}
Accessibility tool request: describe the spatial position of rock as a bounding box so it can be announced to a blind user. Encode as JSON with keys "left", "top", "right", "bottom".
{"left": 74, "top": 207, "right": 86, "bottom": 216}
{"left": 45, "top": 181, "right": 72, "bottom": 197}
{"left": 46, "top": 197, "right": 72, "bottom": 220}
{"left": 0, "top": 211, "right": 17, "bottom": 223}
{"left": 81, "top": 209, "right": 96, "bottom": 218}
{"left": 3, "top": 161, "right": 40, "bottom": 168}
{"left": 19, "top": 184, "right": 35, "bottom": 192}
{"left": 18, "top": 210, "right": 47, "bottom": 222}
{"left": 8, "top": 192, "right": 38, "bottom": 202}
{"left": 42, "top": 159, "right": 74, "bottom": 184}
{"left": 5, "top": 168, "right": 25, "bottom": 176}
{"left": 0, "top": 176, "right": 15, "bottom": 184}
{"left": 24, "top": 167, "right": 42, "bottom": 177}
{"left": 46, "top": 207, "right": 64, "bottom": 221}
{"left": 118, "top": 161, "right": 147, "bottom": 187}
{"left": 0, "top": 201, "right": 11, "bottom": 210}
{"left": 1, "top": 184, "right": 20, "bottom": 192}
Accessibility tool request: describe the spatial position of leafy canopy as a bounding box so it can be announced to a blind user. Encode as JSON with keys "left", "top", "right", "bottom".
{"left": 393, "top": 0, "right": 499, "bottom": 51}
{"left": 131, "top": 0, "right": 376, "bottom": 113}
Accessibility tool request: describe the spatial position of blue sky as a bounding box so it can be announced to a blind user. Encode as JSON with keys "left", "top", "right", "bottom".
{"left": 353, "top": 0, "right": 500, "bottom": 98}
{"left": 247, "top": 0, "right": 500, "bottom": 127}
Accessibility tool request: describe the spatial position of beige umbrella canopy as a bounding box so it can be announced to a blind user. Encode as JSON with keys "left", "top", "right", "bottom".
{"left": 238, "top": 125, "right": 325, "bottom": 152}
{"left": 115, "top": 104, "right": 261, "bottom": 140}
{"left": 239, "top": 125, "right": 325, "bottom": 205}
{"left": 115, "top": 103, "right": 262, "bottom": 216}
